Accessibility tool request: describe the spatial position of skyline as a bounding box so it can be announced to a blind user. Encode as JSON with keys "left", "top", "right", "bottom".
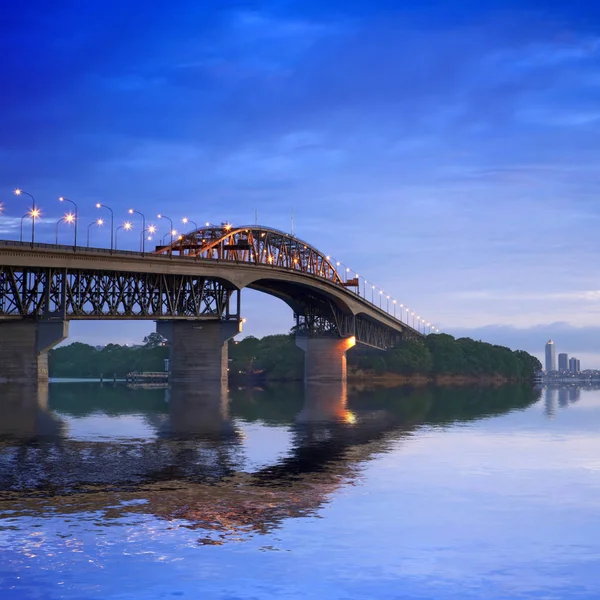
{"left": 2, "top": 1, "right": 600, "bottom": 365}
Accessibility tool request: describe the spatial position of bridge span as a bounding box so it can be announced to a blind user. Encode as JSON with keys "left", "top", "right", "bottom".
{"left": 0, "top": 225, "right": 425, "bottom": 385}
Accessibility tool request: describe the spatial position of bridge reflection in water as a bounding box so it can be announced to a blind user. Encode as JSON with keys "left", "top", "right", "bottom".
{"left": 0, "top": 382, "right": 540, "bottom": 544}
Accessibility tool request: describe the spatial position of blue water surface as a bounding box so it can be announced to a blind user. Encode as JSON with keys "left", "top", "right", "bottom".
{"left": 1, "top": 383, "right": 599, "bottom": 599}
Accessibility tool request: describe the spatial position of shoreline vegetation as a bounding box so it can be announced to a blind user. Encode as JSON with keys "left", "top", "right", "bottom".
{"left": 49, "top": 332, "right": 541, "bottom": 386}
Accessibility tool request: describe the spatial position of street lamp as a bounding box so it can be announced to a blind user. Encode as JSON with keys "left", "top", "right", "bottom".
{"left": 157, "top": 214, "right": 174, "bottom": 246}
{"left": 182, "top": 217, "right": 198, "bottom": 245}
{"left": 87, "top": 218, "right": 104, "bottom": 247}
{"left": 141, "top": 225, "right": 157, "bottom": 251}
{"left": 14, "top": 189, "right": 38, "bottom": 245}
{"left": 115, "top": 222, "right": 133, "bottom": 250}
{"left": 96, "top": 203, "right": 114, "bottom": 251}
{"left": 19, "top": 213, "right": 29, "bottom": 242}
{"left": 58, "top": 197, "right": 78, "bottom": 248}
{"left": 128, "top": 209, "right": 146, "bottom": 252}
{"left": 55, "top": 213, "right": 75, "bottom": 245}
{"left": 160, "top": 229, "right": 177, "bottom": 246}
{"left": 181, "top": 217, "right": 198, "bottom": 232}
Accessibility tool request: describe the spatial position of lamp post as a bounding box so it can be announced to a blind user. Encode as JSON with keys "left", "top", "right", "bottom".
{"left": 58, "top": 197, "right": 78, "bottom": 248}
{"left": 181, "top": 217, "right": 198, "bottom": 232}
{"left": 141, "top": 225, "right": 157, "bottom": 251}
{"left": 182, "top": 217, "right": 198, "bottom": 246}
{"left": 95, "top": 203, "right": 114, "bottom": 251}
{"left": 14, "top": 189, "right": 38, "bottom": 245}
{"left": 115, "top": 222, "right": 133, "bottom": 250}
{"left": 157, "top": 214, "right": 174, "bottom": 247}
{"left": 128, "top": 209, "right": 146, "bottom": 253}
{"left": 55, "top": 213, "right": 75, "bottom": 245}
{"left": 55, "top": 217, "right": 65, "bottom": 245}
{"left": 87, "top": 218, "right": 104, "bottom": 247}
{"left": 19, "top": 213, "right": 29, "bottom": 243}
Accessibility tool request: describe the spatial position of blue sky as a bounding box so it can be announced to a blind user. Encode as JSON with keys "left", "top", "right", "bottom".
{"left": 2, "top": 1, "right": 600, "bottom": 365}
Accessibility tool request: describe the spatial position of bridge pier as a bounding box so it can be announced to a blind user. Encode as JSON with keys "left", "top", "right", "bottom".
{"left": 0, "top": 321, "right": 69, "bottom": 384}
{"left": 157, "top": 320, "right": 241, "bottom": 384}
{"left": 296, "top": 336, "right": 356, "bottom": 383}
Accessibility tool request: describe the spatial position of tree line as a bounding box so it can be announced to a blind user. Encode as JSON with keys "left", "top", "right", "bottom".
{"left": 49, "top": 331, "right": 541, "bottom": 381}
{"left": 229, "top": 332, "right": 541, "bottom": 381}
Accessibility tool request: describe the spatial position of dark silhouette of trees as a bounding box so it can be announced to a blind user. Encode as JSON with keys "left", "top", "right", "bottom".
{"left": 49, "top": 332, "right": 541, "bottom": 381}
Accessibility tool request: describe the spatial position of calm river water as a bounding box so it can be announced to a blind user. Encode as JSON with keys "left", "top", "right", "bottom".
{"left": 1, "top": 382, "right": 599, "bottom": 599}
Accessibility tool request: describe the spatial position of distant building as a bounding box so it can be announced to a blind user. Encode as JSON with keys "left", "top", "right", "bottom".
{"left": 569, "top": 357, "right": 581, "bottom": 373}
{"left": 545, "top": 339, "right": 556, "bottom": 371}
{"left": 558, "top": 353, "right": 568, "bottom": 371}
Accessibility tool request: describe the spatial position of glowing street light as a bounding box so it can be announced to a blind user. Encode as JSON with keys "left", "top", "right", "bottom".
{"left": 87, "top": 218, "right": 104, "bottom": 247}
{"left": 181, "top": 217, "right": 198, "bottom": 231}
{"left": 142, "top": 225, "right": 157, "bottom": 250}
{"left": 95, "top": 203, "right": 114, "bottom": 251}
{"left": 55, "top": 214, "right": 73, "bottom": 245}
{"left": 181, "top": 217, "right": 198, "bottom": 245}
{"left": 58, "top": 197, "right": 78, "bottom": 247}
{"left": 14, "top": 189, "right": 38, "bottom": 245}
{"left": 115, "top": 222, "right": 133, "bottom": 250}
{"left": 161, "top": 230, "right": 177, "bottom": 245}
{"left": 129, "top": 209, "right": 146, "bottom": 253}
{"left": 157, "top": 214, "right": 174, "bottom": 246}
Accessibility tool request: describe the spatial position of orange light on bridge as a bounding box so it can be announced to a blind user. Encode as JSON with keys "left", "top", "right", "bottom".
{"left": 224, "top": 223, "right": 232, "bottom": 231}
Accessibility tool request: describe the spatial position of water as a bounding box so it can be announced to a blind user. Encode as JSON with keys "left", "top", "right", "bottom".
{"left": 1, "top": 382, "right": 599, "bottom": 599}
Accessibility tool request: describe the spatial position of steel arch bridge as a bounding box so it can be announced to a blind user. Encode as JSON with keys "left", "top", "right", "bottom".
{"left": 0, "top": 225, "right": 425, "bottom": 350}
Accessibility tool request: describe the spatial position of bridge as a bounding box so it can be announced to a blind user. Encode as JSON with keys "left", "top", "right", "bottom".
{"left": 0, "top": 224, "right": 429, "bottom": 385}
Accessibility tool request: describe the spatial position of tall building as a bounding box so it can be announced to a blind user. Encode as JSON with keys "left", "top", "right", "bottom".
{"left": 545, "top": 339, "right": 556, "bottom": 371}
{"left": 558, "top": 353, "right": 569, "bottom": 371}
{"left": 569, "top": 357, "right": 580, "bottom": 374}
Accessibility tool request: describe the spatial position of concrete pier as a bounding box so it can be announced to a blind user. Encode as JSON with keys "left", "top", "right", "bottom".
{"left": 157, "top": 320, "right": 240, "bottom": 384}
{"left": 0, "top": 321, "right": 69, "bottom": 384}
{"left": 296, "top": 336, "right": 356, "bottom": 383}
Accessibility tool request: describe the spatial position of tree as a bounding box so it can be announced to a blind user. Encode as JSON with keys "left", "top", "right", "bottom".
{"left": 143, "top": 332, "right": 166, "bottom": 348}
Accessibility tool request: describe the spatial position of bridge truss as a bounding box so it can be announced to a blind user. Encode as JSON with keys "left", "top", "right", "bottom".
{"left": 0, "top": 266, "right": 239, "bottom": 320}
{"left": 293, "top": 297, "right": 408, "bottom": 350}
{"left": 157, "top": 225, "right": 346, "bottom": 286}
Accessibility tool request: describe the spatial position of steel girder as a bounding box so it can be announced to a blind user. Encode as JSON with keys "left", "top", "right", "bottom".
{"left": 0, "top": 266, "right": 239, "bottom": 320}
{"left": 294, "top": 297, "right": 403, "bottom": 350}
{"left": 156, "top": 225, "right": 345, "bottom": 285}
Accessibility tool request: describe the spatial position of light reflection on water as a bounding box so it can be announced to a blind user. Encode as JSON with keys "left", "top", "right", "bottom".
{"left": 1, "top": 382, "right": 600, "bottom": 599}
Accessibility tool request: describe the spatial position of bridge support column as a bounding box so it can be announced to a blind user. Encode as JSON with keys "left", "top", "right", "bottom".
{"left": 0, "top": 320, "right": 69, "bottom": 384}
{"left": 157, "top": 320, "right": 241, "bottom": 384}
{"left": 296, "top": 336, "right": 356, "bottom": 383}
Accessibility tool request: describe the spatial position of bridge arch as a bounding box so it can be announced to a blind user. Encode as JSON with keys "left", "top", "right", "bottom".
{"left": 155, "top": 225, "right": 345, "bottom": 286}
